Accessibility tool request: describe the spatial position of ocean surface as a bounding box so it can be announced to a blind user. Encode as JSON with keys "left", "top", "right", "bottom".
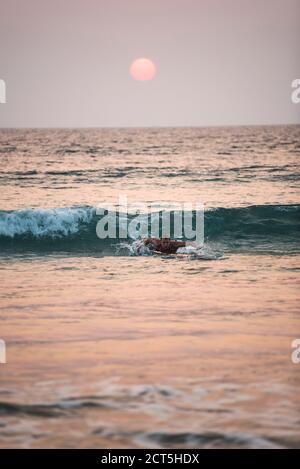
{"left": 0, "top": 125, "right": 299, "bottom": 448}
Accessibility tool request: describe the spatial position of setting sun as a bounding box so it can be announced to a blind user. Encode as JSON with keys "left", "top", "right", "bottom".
{"left": 130, "top": 58, "right": 156, "bottom": 81}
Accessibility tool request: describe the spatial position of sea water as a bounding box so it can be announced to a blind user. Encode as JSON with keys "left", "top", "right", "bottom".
{"left": 0, "top": 125, "right": 299, "bottom": 448}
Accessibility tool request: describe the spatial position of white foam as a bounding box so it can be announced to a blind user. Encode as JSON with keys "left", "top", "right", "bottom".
{"left": 0, "top": 207, "right": 94, "bottom": 238}
{"left": 121, "top": 239, "right": 222, "bottom": 259}
{"left": 119, "top": 240, "right": 153, "bottom": 256}
{"left": 178, "top": 244, "right": 222, "bottom": 259}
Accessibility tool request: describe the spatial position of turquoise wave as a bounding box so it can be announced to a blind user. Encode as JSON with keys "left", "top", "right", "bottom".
{"left": 0, "top": 204, "right": 299, "bottom": 254}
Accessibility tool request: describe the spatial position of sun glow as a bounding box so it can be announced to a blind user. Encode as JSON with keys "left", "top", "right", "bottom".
{"left": 130, "top": 58, "right": 156, "bottom": 81}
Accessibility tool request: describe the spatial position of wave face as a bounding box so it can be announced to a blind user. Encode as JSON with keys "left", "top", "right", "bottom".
{"left": 0, "top": 204, "right": 299, "bottom": 254}
{"left": 205, "top": 204, "right": 300, "bottom": 252}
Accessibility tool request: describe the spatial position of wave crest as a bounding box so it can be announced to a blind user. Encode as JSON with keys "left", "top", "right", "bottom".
{"left": 0, "top": 207, "right": 94, "bottom": 239}
{"left": 0, "top": 204, "right": 298, "bottom": 254}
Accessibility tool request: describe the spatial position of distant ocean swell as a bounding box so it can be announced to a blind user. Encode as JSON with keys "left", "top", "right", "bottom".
{"left": 0, "top": 204, "right": 299, "bottom": 254}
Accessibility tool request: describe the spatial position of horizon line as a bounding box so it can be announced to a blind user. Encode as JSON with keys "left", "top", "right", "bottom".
{"left": 0, "top": 122, "right": 299, "bottom": 131}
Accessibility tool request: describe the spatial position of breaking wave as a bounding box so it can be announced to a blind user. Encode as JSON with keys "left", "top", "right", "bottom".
{"left": 0, "top": 204, "right": 299, "bottom": 255}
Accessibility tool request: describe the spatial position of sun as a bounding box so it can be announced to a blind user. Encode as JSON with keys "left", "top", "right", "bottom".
{"left": 130, "top": 58, "right": 156, "bottom": 81}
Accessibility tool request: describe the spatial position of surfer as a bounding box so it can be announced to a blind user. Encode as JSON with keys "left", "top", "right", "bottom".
{"left": 143, "top": 237, "right": 186, "bottom": 254}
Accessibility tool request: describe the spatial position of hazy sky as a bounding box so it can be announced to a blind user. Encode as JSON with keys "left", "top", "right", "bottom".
{"left": 0, "top": 0, "right": 299, "bottom": 127}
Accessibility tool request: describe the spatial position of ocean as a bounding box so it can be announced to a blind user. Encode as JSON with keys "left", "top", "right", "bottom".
{"left": 0, "top": 125, "right": 299, "bottom": 448}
